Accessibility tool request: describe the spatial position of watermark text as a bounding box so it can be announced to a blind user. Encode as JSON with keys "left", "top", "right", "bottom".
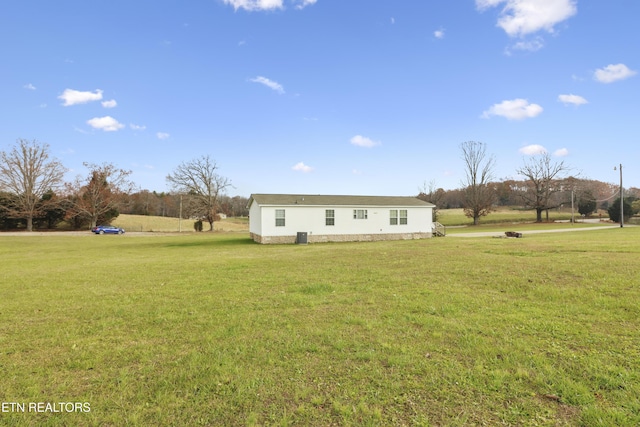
{"left": 1, "top": 402, "right": 91, "bottom": 413}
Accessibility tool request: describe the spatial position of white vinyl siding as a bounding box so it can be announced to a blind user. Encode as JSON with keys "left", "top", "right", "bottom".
{"left": 248, "top": 195, "right": 434, "bottom": 242}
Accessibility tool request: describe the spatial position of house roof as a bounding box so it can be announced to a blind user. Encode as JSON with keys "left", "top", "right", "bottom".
{"left": 248, "top": 194, "right": 435, "bottom": 208}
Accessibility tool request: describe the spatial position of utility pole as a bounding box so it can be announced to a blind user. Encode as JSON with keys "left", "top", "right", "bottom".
{"left": 571, "top": 189, "right": 574, "bottom": 224}
{"left": 614, "top": 164, "right": 623, "bottom": 228}
{"left": 619, "top": 164, "right": 624, "bottom": 228}
{"left": 179, "top": 194, "right": 183, "bottom": 232}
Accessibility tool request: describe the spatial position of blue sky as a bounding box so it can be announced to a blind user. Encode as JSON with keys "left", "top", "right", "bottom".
{"left": 2, "top": 0, "right": 638, "bottom": 197}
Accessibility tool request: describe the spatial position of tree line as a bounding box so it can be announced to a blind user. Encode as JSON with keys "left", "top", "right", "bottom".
{"left": 418, "top": 141, "right": 638, "bottom": 225}
{"left": 1, "top": 139, "right": 635, "bottom": 231}
{"left": 0, "top": 139, "right": 247, "bottom": 231}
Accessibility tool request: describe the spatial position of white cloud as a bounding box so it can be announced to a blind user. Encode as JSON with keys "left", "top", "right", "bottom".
{"left": 59, "top": 89, "right": 103, "bottom": 106}
{"left": 86, "top": 116, "right": 124, "bottom": 132}
{"left": 594, "top": 63, "right": 637, "bottom": 84}
{"left": 481, "top": 98, "right": 543, "bottom": 120}
{"left": 292, "top": 162, "right": 313, "bottom": 173}
{"left": 554, "top": 148, "right": 569, "bottom": 156}
{"left": 74, "top": 126, "right": 90, "bottom": 134}
{"left": 250, "top": 76, "right": 285, "bottom": 94}
{"left": 519, "top": 144, "right": 547, "bottom": 155}
{"left": 390, "top": 17, "right": 395, "bottom": 25}
{"left": 130, "top": 124, "right": 146, "bottom": 131}
{"left": 350, "top": 135, "right": 381, "bottom": 148}
{"left": 476, "top": 0, "right": 577, "bottom": 37}
{"left": 506, "top": 37, "right": 544, "bottom": 54}
{"left": 294, "top": 0, "right": 316, "bottom": 9}
{"left": 223, "top": 0, "right": 283, "bottom": 11}
{"left": 24, "top": 83, "right": 36, "bottom": 90}
{"left": 156, "top": 132, "right": 170, "bottom": 140}
{"left": 434, "top": 29, "right": 445, "bottom": 39}
{"left": 558, "top": 94, "right": 588, "bottom": 106}
{"left": 102, "top": 99, "right": 117, "bottom": 108}
{"left": 223, "top": 0, "right": 316, "bottom": 11}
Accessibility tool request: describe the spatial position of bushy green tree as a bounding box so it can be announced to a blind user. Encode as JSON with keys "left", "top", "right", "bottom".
{"left": 34, "top": 191, "right": 67, "bottom": 229}
{"left": 577, "top": 190, "right": 597, "bottom": 217}
{"left": 0, "top": 192, "right": 22, "bottom": 229}
{"left": 607, "top": 198, "right": 632, "bottom": 223}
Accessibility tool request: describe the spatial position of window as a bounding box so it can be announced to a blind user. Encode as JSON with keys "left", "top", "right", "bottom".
{"left": 325, "top": 209, "right": 335, "bottom": 226}
{"left": 390, "top": 209, "right": 408, "bottom": 225}
{"left": 353, "top": 209, "right": 368, "bottom": 219}
{"left": 275, "top": 209, "right": 285, "bottom": 227}
{"left": 390, "top": 210, "right": 398, "bottom": 225}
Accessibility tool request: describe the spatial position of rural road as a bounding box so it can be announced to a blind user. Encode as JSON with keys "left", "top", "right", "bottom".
{"left": 0, "top": 231, "right": 170, "bottom": 237}
{"left": 446, "top": 224, "right": 629, "bottom": 238}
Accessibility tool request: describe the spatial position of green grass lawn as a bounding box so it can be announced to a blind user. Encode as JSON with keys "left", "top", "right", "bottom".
{"left": 111, "top": 214, "right": 249, "bottom": 233}
{"left": 437, "top": 207, "right": 600, "bottom": 226}
{"left": 445, "top": 222, "right": 611, "bottom": 235}
{"left": 1, "top": 229, "right": 639, "bottom": 425}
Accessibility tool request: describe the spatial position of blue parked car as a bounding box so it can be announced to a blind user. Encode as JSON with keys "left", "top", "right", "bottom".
{"left": 92, "top": 225, "right": 125, "bottom": 235}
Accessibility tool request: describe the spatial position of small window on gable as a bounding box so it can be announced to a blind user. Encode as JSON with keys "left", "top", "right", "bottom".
{"left": 326, "top": 209, "right": 335, "bottom": 226}
{"left": 353, "top": 209, "right": 368, "bottom": 219}
{"left": 275, "top": 209, "right": 285, "bottom": 227}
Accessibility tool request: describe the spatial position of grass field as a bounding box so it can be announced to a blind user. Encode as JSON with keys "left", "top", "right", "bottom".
{"left": 436, "top": 207, "right": 599, "bottom": 227}
{"left": 111, "top": 214, "right": 249, "bottom": 233}
{"left": 67, "top": 207, "right": 613, "bottom": 232}
{"left": 1, "top": 228, "right": 639, "bottom": 426}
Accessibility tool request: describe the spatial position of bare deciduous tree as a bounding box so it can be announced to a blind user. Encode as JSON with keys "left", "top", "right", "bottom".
{"left": 66, "top": 162, "right": 135, "bottom": 228}
{"left": 516, "top": 152, "right": 571, "bottom": 222}
{"left": 418, "top": 180, "right": 445, "bottom": 222}
{"left": 219, "top": 195, "right": 249, "bottom": 217}
{"left": 166, "top": 156, "right": 232, "bottom": 231}
{"left": 460, "top": 141, "right": 496, "bottom": 225}
{"left": 0, "top": 139, "right": 67, "bottom": 231}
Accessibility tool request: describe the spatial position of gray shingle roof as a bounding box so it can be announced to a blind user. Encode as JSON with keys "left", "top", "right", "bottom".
{"left": 249, "top": 194, "right": 434, "bottom": 207}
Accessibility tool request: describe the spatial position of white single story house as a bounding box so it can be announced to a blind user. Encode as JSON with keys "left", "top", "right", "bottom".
{"left": 247, "top": 194, "right": 435, "bottom": 244}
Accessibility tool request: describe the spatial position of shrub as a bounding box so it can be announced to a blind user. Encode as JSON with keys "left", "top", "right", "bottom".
{"left": 607, "top": 198, "right": 633, "bottom": 223}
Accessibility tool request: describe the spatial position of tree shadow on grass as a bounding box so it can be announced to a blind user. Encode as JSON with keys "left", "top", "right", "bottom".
{"left": 165, "top": 234, "right": 255, "bottom": 248}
